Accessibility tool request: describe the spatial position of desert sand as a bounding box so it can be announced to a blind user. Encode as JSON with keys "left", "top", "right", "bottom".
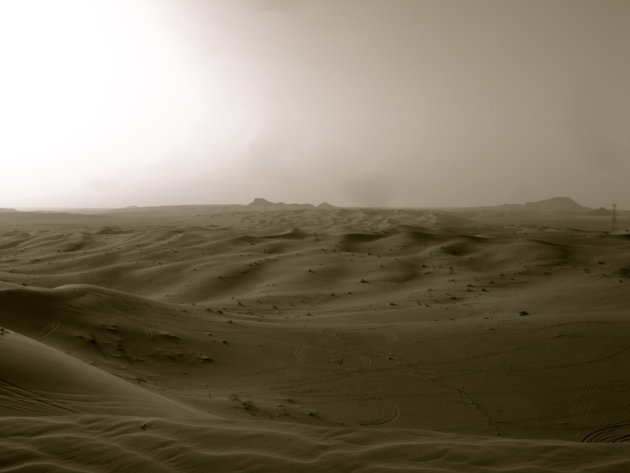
{"left": 1, "top": 199, "right": 629, "bottom": 472}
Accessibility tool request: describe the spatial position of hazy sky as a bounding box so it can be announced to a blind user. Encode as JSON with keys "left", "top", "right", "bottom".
{"left": 1, "top": 0, "right": 628, "bottom": 208}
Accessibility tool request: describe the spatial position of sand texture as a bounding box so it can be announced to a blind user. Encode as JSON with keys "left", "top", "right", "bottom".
{"left": 1, "top": 205, "right": 629, "bottom": 471}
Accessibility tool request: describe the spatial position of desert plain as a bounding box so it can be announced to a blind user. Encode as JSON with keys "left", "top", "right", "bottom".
{"left": 1, "top": 197, "right": 630, "bottom": 472}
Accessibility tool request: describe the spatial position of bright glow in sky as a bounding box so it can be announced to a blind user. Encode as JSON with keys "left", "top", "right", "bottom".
{"left": 0, "top": 0, "right": 257, "bottom": 206}
{"left": 0, "top": 0, "right": 628, "bottom": 208}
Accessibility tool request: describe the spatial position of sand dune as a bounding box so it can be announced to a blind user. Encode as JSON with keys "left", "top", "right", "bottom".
{"left": 0, "top": 328, "right": 199, "bottom": 417}
{"left": 1, "top": 205, "right": 629, "bottom": 471}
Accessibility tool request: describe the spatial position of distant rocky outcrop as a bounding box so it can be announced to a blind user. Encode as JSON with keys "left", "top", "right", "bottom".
{"left": 523, "top": 197, "right": 587, "bottom": 212}
{"left": 317, "top": 202, "right": 336, "bottom": 210}
{"left": 499, "top": 197, "right": 591, "bottom": 214}
{"left": 247, "top": 198, "right": 277, "bottom": 209}
{"left": 0, "top": 208, "right": 17, "bottom": 212}
{"left": 246, "top": 198, "right": 316, "bottom": 210}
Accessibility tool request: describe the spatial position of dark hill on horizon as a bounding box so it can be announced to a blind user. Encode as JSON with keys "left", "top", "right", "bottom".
{"left": 497, "top": 196, "right": 596, "bottom": 214}
{"left": 247, "top": 198, "right": 332, "bottom": 211}
{"left": 524, "top": 196, "right": 588, "bottom": 212}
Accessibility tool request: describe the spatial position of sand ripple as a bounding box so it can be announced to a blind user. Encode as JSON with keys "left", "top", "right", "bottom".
{"left": 2, "top": 415, "right": 630, "bottom": 473}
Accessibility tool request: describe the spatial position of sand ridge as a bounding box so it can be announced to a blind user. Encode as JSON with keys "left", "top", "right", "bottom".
{"left": 2, "top": 415, "right": 630, "bottom": 473}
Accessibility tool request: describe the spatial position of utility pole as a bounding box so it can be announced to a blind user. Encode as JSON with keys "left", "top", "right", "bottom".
{"left": 611, "top": 204, "right": 618, "bottom": 233}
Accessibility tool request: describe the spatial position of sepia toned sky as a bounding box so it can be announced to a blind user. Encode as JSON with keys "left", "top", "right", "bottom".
{"left": 0, "top": 0, "right": 628, "bottom": 209}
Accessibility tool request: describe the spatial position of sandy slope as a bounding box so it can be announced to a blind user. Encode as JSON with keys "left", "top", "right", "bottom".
{"left": 0, "top": 328, "right": 199, "bottom": 417}
{"left": 1, "top": 206, "right": 629, "bottom": 471}
{"left": 2, "top": 415, "right": 629, "bottom": 473}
